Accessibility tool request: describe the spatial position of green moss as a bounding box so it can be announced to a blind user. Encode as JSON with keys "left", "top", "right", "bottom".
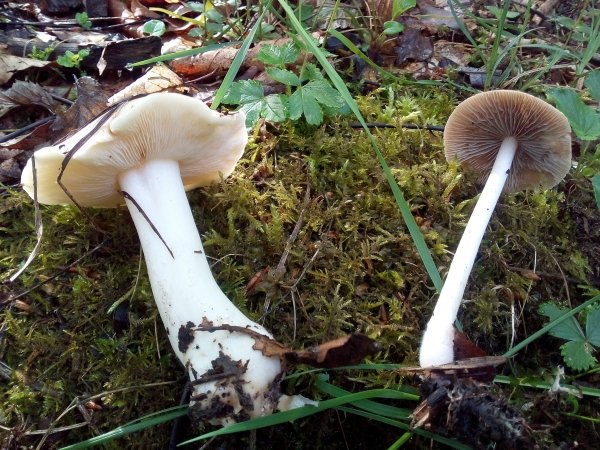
{"left": 1, "top": 84, "right": 598, "bottom": 448}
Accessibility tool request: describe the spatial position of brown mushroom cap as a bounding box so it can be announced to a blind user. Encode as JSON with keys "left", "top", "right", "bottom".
{"left": 443, "top": 90, "right": 572, "bottom": 192}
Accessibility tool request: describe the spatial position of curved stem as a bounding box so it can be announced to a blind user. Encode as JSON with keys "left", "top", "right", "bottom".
{"left": 118, "top": 159, "right": 284, "bottom": 424}
{"left": 419, "top": 137, "right": 518, "bottom": 367}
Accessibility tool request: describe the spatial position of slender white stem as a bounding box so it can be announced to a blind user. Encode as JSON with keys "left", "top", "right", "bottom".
{"left": 117, "top": 159, "right": 284, "bottom": 423}
{"left": 419, "top": 137, "right": 518, "bottom": 367}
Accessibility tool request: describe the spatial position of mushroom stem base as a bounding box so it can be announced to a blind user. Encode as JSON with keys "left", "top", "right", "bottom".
{"left": 118, "top": 159, "right": 287, "bottom": 424}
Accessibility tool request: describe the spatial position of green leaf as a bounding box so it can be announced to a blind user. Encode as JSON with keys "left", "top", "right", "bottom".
{"left": 547, "top": 88, "right": 600, "bottom": 140}
{"left": 383, "top": 21, "right": 405, "bottom": 35}
{"left": 239, "top": 99, "right": 263, "bottom": 127}
{"left": 299, "top": 63, "right": 324, "bottom": 82}
{"left": 288, "top": 89, "right": 303, "bottom": 121}
{"left": 261, "top": 94, "right": 288, "bottom": 122}
{"left": 539, "top": 302, "right": 585, "bottom": 341}
{"left": 187, "top": 2, "right": 204, "bottom": 12}
{"left": 561, "top": 340, "right": 597, "bottom": 371}
{"left": 586, "top": 308, "right": 600, "bottom": 346}
{"left": 302, "top": 91, "right": 323, "bottom": 125}
{"left": 592, "top": 173, "right": 600, "bottom": 211}
{"left": 585, "top": 69, "right": 600, "bottom": 102}
{"left": 230, "top": 80, "right": 264, "bottom": 103}
{"left": 75, "top": 12, "right": 92, "bottom": 29}
{"left": 485, "top": 6, "right": 521, "bottom": 19}
{"left": 392, "top": 0, "right": 416, "bottom": 19}
{"left": 303, "top": 80, "right": 344, "bottom": 108}
{"left": 141, "top": 20, "right": 166, "bottom": 37}
{"left": 56, "top": 51, "right": 76, "bottom": 68}
{"left": 266, "top": 67, "right": 301, "bottom": 86}
{"left": 255, "top": 42, "right": 300, "bottom": 66}
{"left": 211, "top": 7, "right": 265, "bottom": 110}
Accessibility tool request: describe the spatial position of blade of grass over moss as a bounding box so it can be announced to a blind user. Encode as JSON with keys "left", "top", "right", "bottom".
{"left": 327, "top": 29, "right": 476, "bottom": 94}
{"left": 336, "top": 407, "right": 472, "bottom": 449}
{"left": 314, "top": 374, "right": 415, "bottom": 418}
{"left": 494, "top": 375, "right": 600, "bottom": 398}
{"left": 59, "top": 405, "right": 187, "bottom": 450}
{"left": 327, "top": 29, "right": 400, "bottom": 81}
{"left": 211, "top": 6, "right": 268, "bottom": 109}
{"left": 276, "top": 0, "right": 443, "bottom": 292}
{"left": 503, "top": 294, "right": 600, "bottom": 358}
{"left": 126, "top": 42, "right": 236, "bottom": 68}
{"left": 178, "top": 389, "right": 418, "bottom": 446}
{"left": 388, "top": 432, "right": 413, "bottom": 450}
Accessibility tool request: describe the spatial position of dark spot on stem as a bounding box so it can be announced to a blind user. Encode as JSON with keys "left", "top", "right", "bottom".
{"left": 178, "top": 321, "right": 196, "bottom": 353}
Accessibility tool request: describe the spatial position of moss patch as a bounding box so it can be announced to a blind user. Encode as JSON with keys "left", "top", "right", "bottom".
{"left": 1, "top": 84, "right": 598, "bottom": 448}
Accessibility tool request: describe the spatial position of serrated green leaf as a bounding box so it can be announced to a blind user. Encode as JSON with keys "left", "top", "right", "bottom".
{"left": 266, "top": 67, "right": 301, "bottom": 86}
{"left": 548, "top": 88, "right": 600, "bottom": 140}
{"left": 303, "top": 80, "right": 344, "bottom": 108}
{"left": 586, "top": 308, "right": 600, "bottom": 346}
{"left": 539, "top": 302, "right": 585, "bottom": 341}
{"left": 288, "top": 86, "right": 325, "bottom": 124}
{"left": 584, "top": 69, "right": 600, "bottom": 102}
{"left": 288, "top": 89, "right": 303, "bottom": 120}
{"left": 561, "top": 340, "right": 597, "bottom": 371}
{"left": 237, "top": 80, "right": 264, "bottom": 103}
{"left": 223, "top": 80, "right": 265, "bottom": 105}
{"left": 302, "top": 91, "right": 323, "bottom": 125}
{"left": 223, "top": 81, "right": 243, "bottom": 103}
{"left": 239, "top": 99, "right": 263, "bottom": 127}
{"left": 261, "top": 94, "right": 288, "bottom": 122}
{"left": 300, "top": 63, "right": 324, "bottom": 82}
{"left": 592, "top": 173, "right": 600, "bottom": 211}
{"left": 255, "top": 42, "right": 300, "bottom": 66}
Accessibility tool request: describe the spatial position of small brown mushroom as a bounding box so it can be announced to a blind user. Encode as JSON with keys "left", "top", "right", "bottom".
{"left": 420, "top": 90, "right": 572, "bottom": 367}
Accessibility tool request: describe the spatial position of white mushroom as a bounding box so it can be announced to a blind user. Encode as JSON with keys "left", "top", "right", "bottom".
{"left": 419, "top": 90, "right": 572, "bottom": 367}
{"left": 21, "top": 92, "right": 307, "bottom": 425}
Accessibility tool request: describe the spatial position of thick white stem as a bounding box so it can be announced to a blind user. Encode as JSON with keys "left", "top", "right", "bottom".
{"left": 117, "top": 159, "right": 285, "bottom": 424}
{"left": 419, "top": 137, "right": 518, "bottom": 367}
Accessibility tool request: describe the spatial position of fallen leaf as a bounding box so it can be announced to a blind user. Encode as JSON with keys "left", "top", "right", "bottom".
{"left": 108, "top": 64, "right": 185, "bottom": 105}
{"left": 51, "top": 77, "right": 109, "bottom": 135}
{"left": 0, "top": 54, "right": 50, "bottom": 85}
{"left": 0, "top": 81, "right": 59, "bottom": 118}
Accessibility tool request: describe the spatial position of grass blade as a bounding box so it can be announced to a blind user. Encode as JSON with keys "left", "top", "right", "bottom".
{"left": 178, "top": 388, "right": 419, "bottom": 445}
{"left": 276, "top": 0, "right": 444, "bottom": 292}
{"left": 211, "top": 6, "right": 268, "bottom": 109}
{"left": 59, "top": 406, "right": 187, "bottom": 450}
{"left": 503, "top": 294, "right": 600, "bottom": 358}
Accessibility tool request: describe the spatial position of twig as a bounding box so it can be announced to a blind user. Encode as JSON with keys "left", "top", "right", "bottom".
{"left": 0, "top": 116, "right": 54, "bottom": 144}
{"left": 349, "top": 121, "right": 445, "bottom": 131}
{"left": 9, "top": 155, "right": 42, "bottom": 282}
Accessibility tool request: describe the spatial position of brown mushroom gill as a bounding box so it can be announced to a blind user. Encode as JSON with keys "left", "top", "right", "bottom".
{"left": 420, "top": 90, "right": 571, "bottom": 367}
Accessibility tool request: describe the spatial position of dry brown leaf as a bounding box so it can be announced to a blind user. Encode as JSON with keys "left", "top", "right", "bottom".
{"left": 0, "top": 81, "right": 59, "bottom": 118}
{"left": 0, "top": 54, "right": 50, "bottom": 85}
{"left": 108, "top": 64, "right": 185, "bottom": 105}
{"left": 170, "top": 33, "right": 322, "bottom": 77}
{"left": 51, "top": 77, "right": 109, "bottom": 136}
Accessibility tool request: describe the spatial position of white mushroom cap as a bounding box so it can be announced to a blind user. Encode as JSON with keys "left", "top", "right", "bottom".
{"left": 443, "top": 90, "right": 572, "bottom": 192}
{"left": 21, "top": 93, "right": 247, "bottom": 207}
